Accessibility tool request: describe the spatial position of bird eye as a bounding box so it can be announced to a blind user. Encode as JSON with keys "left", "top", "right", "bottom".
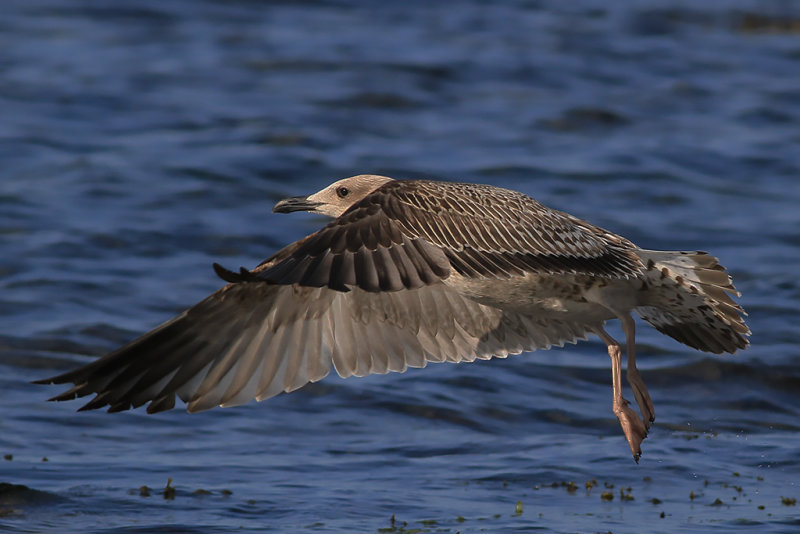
{"left": 337, "top": 187, "right": 350, "bottom": 198}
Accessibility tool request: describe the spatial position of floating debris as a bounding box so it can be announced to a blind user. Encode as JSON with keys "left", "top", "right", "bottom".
{"left": 378, "top": 514, "right": 429, "bottom": 534}
{"left": 163, "top": 478, "right": 176, "bottom": 500}
{"left": 737, "top": 13, "right": 800, "bottom": 34}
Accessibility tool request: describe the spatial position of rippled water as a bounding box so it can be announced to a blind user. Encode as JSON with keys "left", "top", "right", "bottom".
{"left": 2, "top": 1, "right": 800, "bottom": 532}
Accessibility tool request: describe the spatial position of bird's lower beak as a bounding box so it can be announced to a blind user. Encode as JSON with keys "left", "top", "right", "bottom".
{"left": 273, "top": 196, "right": 323, "bottom": 213}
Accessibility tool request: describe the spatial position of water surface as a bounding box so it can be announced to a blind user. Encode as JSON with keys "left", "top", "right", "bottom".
{"left": 2, "top": 1, "right": 800, "bottom": 532}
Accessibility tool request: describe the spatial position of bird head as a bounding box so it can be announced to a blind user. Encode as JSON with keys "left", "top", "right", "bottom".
{"left": 273, "top": 174, "right": 394, "bottom": 218}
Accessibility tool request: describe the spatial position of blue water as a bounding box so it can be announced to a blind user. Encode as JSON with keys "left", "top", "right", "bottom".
{"left": 2, "top": 1, "right": 800, "bottom": 532}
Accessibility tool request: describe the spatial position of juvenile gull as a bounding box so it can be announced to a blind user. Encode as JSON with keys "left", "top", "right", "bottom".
{"left": 37, "top": 175, "right": 749, "bottom": 461}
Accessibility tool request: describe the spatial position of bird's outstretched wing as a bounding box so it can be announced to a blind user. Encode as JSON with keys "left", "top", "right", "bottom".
{"left": 36, "top": 179, "right": 643, "bottom": 414}
{"left": 257, "top": 180, "right": 644, "bottom": 293}
{"left": 35, "top": 281, "right": 590, "bottom": 414}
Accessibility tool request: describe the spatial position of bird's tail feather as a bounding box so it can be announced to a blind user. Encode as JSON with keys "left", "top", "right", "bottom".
{"left": 634, "top": 250, "right": 749, "bottom": 354}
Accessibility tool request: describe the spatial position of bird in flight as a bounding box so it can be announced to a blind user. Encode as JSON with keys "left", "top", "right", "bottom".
{"left": 37, "top": 175, "right": 749, "bottom": 461}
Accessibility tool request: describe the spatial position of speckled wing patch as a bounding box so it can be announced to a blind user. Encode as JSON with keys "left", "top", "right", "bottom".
{"left": 380, "top": 180, "right": 643, "bottom": 279}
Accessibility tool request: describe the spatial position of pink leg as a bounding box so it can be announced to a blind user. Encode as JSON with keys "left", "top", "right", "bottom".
{"left": 596, "top": 327, "right": 648, "bottom": 462}
{"left": 619, "top": 314, "right": 655, "bottom": 429}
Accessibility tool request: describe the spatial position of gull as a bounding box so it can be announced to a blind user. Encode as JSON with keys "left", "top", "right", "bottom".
{"left": 36, "top": 175, "right": 749, "bottom": 461}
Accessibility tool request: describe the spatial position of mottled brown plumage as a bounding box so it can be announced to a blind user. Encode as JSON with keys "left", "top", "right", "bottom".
{"left": 259, "top": 180, "right": 643, "bottom": 293}
{"left": 36, "top": 175, "right": 749, "bottom": 461}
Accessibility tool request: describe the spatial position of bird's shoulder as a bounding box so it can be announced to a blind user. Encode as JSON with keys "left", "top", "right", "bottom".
{"left": 374, "top": 180, "right": 640, "bottom": 260}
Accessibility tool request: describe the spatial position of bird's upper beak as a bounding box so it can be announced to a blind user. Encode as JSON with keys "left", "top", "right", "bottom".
{"left": 273, "top": 196, "right": 323, "bottom": 213}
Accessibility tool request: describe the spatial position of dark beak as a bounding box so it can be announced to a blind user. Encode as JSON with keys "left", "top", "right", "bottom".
{"left": 273, "top": 196, "right": 322, "bottom": 213}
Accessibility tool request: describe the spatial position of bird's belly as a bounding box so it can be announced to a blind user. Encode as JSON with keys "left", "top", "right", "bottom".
{"left": 444, "top": 272, "right": 637, "bottom": 323}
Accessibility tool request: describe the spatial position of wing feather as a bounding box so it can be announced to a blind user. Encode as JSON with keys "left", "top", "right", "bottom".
{"left": 245, "top": 180, "right": 643, "bottom": 295}
{"left": 38, "top": 279, "right": 594, "bottom": 414}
